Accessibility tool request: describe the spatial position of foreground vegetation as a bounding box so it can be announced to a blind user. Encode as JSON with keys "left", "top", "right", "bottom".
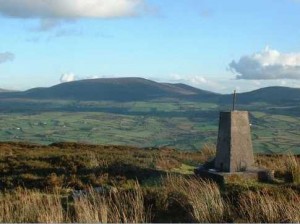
{"left": 0, "top": 142, "right": 299, "bottom": 222}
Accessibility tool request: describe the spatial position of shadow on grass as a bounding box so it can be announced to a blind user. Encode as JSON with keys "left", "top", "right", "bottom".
{"left": 0, "top": 162, "right": 167, "bottom": 190}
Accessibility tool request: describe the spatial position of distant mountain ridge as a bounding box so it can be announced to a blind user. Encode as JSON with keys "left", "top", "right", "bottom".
{"left": 220, "top": 86, "right": 300, "bottom": 105}
{"left": 0, "top": 88, "right": 13, "bottom": 92}
{"left": 1, "top": 77, "right": 300, "bottom": 105}
{"left": 238, "top": 86, "right": 300, "bottom": 104}
{"left": 0, "top": 77, "right": 219, "bottom": 101}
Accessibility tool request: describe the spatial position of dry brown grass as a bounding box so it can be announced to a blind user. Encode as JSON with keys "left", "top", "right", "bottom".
{"left": 0, "top": 178, "right": 299, "bottom": 223}
{"left": 163, "top": 174, "right": 226, "bottom": 222}
{"left": 283, "top": 152, "right": 300, "bottom": 183}
{"left": 256, "top": 153, "right": 300, "bottom": 182}
{"left": 236, "top": 190, "right": 300, "bottom": 222}
{"left": 73, "top": 188, "right": 108, "bottom": 223}
{"left": 199, "top": 143, "right": 216, "bottom": 162}
{"left": 0, "top": 142, "right": 299, "bottom": 223}
{"left": 0, "top": 183, "right": 148, "bottom": 223}
{"left": 154, "top": 155, "right": 181, "bottom": 171}
{"left": 0, "top": 188, "right": 66, "bottom": 223}
{"left": 74, "top": 182, "right": 149, "bottom": 223}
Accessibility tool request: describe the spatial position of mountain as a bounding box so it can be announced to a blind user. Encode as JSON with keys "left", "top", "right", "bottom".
{"left": 0, "top": 88, "right": 13, "bottom": 92}
{"left": 1, "top": 78, "right": 300, "bottom": 105}
{"left": 221, "top": 86, "right": 300, "bottom": 105}
{"left": 0, "top": 77, "right": 219, "bottom": 101}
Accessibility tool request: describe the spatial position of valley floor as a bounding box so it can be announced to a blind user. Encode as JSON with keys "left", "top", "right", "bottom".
{"left": 1, "top": 107, "right": 300, "bottom": 154}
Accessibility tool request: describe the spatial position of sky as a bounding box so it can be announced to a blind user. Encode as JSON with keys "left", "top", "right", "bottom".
{"left": 1, "top": 0, "right": 300, "bottom": 93}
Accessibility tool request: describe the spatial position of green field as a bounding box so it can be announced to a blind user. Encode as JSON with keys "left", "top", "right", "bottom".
{"left": 0, "top": 99, "right": 300, "bottom": 154}
{"left": 0, "top": 111, "right": 217, "bottom": 150}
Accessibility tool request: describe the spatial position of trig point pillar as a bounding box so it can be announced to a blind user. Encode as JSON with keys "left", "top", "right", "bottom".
{"left": 214, "top": 111, "right": 255, "bottom": 172}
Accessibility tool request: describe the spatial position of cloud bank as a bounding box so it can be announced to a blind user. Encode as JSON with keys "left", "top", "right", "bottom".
{"left": 166, "top": 74, "right": 300, "bottom": 94}
{"left": 0, "top": 0, "right": 145, "bottom": 19}
{"left": 0, "top": 52, "right": 15, "bottom": 64}
{"left": 229, "top": 47, "right": 300, "bottom": 80}
{"left": 168, "top": 74, "right": 224, "bottom": 91}
{"left": 60, "top": 73, "right": 102, "bottom": 83}
{"left": 60, "top": 73, "right": 76, "bottom": 83}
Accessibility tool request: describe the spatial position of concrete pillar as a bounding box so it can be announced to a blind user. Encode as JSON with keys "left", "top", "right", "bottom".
{"left": 214, "top": 111, "right": 254, "bottom": 172}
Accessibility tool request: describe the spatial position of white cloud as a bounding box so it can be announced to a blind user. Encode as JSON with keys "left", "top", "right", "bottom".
{"left": 60, "top": 73, "right": 76, "bottom": 83}
{"left": 165, "top": 73, "right": 300, "bottom": 94}
{"left": 0, "top": 0, "right": 145, "bottom": 19}
{"left": 59, "top": 73, "right": 104, "bottom": 83}
{"left": 229, "top": 47, "right": 300, "bottom": 80}
{"left": 0, "top": 52, "right": 15, "bottom": 64}
{"left": 86, "top": 75, "right": 100, "bottom": 79}
{"left": 167, "top": 74, "right": 224, "bottom": 92}
{"left": 189, "top": 76, "right": 208, "bottom": 84}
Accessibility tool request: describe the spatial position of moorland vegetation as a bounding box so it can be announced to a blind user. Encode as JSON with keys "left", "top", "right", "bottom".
{"left": 0, "top": 142, "right": 299, "bottom": 222}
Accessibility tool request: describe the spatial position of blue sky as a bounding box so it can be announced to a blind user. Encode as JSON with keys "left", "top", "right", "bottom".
{"left": 1, "top": 0, "right": 300, "bottom": 93}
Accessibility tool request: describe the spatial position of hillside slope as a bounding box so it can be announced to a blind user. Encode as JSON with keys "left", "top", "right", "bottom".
{"left": 221, "top": 86, "right": 300, "bottom": 105}
{"left": 1, "top": 78, "right": 300, "bottom": 105}
{"left": 0, "top": 88, "right": 13, "bottom": 92}
{"left": 0, "top": 77, "right": 218, "bottom": 101}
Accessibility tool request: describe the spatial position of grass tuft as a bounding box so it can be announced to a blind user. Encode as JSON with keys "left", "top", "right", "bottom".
{"left": 163, "top": 174, "right": 226, "bottom": 222}
{"left": 199, "top": 143, "right": 216, "bottom": 162}
{"left": 236, "top": 190, "right": 300, "bottom": 223}
{"left": 74, "top": 182, "right": 149, "bottom": 223}
{"left": 284, "top": 152, "right": 300, "bottom": 184}
{"left": 0, "top": 188, "right": 66, "bottom": 223}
